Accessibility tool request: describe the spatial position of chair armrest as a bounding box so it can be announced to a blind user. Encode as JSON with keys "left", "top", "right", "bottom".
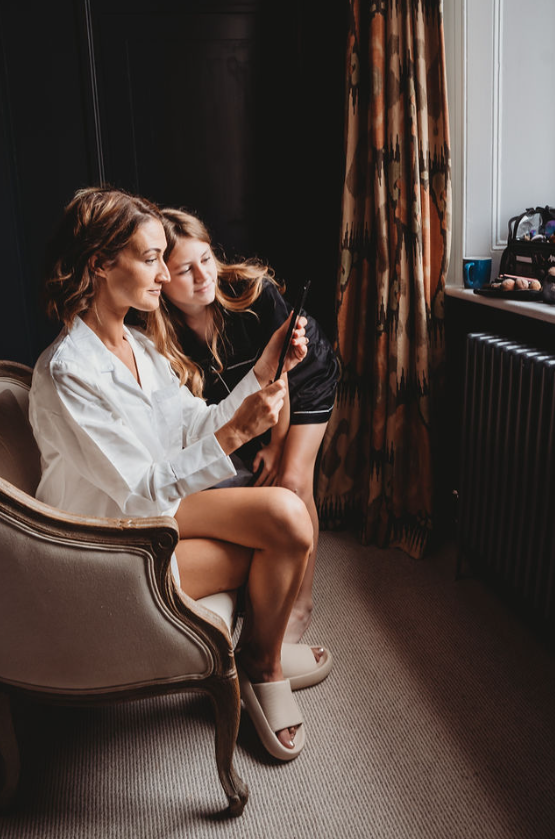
{"left": 0, "top": 478, "right": 236, "bottom": 694}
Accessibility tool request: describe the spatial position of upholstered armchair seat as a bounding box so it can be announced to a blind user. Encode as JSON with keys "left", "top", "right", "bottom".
{"left": 0, "top": 361, "right": 247, "bottom": 815}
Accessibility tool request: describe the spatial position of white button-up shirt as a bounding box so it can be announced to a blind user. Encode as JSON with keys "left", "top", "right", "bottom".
{"left": 29, "top": 317, "right": 259, "bottom": 519}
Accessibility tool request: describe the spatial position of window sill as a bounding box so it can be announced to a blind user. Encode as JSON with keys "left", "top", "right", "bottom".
{"left": 445, "top": 286, "right": 555, "bottom": 326}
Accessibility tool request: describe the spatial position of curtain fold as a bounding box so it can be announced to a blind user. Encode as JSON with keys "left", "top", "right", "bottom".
{"left": 316, "top": 0, "right": 451, "bottom": 559}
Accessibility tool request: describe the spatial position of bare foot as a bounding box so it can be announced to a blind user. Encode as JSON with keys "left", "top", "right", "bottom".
{"left": 277, "top": 726, "right": 300, "bottom": 750}
{"left": 236, "top": 647, "right": 301, "bottom": 751}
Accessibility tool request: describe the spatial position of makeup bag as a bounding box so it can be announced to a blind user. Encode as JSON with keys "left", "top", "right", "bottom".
{"left": 499, "top": 205, "right": 555, "bottom": 282}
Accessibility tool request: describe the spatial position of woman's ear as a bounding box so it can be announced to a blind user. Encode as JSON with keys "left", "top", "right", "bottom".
{"left": 89, "top": 254, "right": 106, "bottom": 279}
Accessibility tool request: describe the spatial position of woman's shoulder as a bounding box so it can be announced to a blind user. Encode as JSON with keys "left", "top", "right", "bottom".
{"left": 36, "top": 319, "right": 95, "bottom": 372}
{"left": 260, "top": 275, "right": 286, "bottom": 299}
{"left": 219, "top": 275, "right": 281, "bottom": 305}
{"left": 31, "top": 322, "right": 102, "bottom": 400}
{"left": 218, "top": 276, "right": 286, "bottom": 328}
{"left": 253, "top": 277, "right": 288, "bottom": 317}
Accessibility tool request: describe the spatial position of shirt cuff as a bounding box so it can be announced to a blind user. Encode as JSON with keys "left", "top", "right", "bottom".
{"left": 237, "top": 367, "right": 262, "bottom": 396}
{"left": 171, "top": 433, "right": 237, "bottom": 493}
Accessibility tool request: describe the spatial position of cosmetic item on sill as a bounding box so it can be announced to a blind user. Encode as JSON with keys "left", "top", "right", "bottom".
{"left": 501, "top": 206, "right": 555, "bottom": 282}
{"left": 542, "top": 267, "right": 555, "bottom": 304}
{"left": 493, "top": 275, "right": 542, "bottom": 290}
{"left": 473, "top": 274, "right": 544, "bottom": 300}
{"left": 545, "top": 220, "right": 555, "bottom": 243}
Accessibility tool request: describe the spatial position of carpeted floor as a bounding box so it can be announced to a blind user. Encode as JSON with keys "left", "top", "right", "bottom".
{"left": 2, "top": 529, "right": 555, "bottom": 838}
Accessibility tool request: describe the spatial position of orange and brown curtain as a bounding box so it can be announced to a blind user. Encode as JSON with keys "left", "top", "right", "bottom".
{"left": 316, "top": 0, "right": 451, "bottom": 559}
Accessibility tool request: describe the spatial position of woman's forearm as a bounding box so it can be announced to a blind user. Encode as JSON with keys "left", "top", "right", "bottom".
{"left": 270, "top": 374, "right": 290, "bottom": 447}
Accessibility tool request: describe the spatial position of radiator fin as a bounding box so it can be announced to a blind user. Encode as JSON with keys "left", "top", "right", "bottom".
{"left": 457, "top": 333, "right": 555, "bottom": 631}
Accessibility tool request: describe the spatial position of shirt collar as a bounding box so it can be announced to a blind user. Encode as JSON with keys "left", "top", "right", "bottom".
{"left": 71, "top": 317, "right": 115, "bottom": 372}
{"left": 71, "top": 318, "right": 152, "bottom": 396}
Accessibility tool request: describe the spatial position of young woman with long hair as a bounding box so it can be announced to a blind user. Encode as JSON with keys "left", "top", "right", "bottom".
{"left": 29, "top": 186, "right": 317, "bottom": 761}
{"left": 158, "top": 207, "right": 339, "bottom": 644}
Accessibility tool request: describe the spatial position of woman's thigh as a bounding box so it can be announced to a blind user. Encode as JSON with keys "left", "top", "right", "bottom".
{"left": 174, "top": 486, "right": 312, "bottom": 599}
{"left": 280, "top": 423, "right": 328, "bottom": 490}
{"left": 174, "top": 485, "right": 310, "bottom": 550}
{"left": 175, "top": 536, "right": 252, "bottom": 599}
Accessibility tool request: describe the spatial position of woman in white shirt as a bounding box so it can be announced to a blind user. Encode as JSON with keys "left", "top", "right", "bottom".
{"left": 29, "top": 186, "right": 312, "bottom": 761}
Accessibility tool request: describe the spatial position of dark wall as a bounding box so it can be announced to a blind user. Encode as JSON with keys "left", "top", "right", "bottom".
{"left": 0, "top": 0, "right": 346, "bottom": 365}
{"left": 0, "top": 0, "right": 97, "bottom": 362}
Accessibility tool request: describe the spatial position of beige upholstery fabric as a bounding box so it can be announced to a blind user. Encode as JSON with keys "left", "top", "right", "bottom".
{"left": 0, "top": 525, "right": 214, "bottom": 691}
{"left": 0, "top": 370, "right": 239, "bottom": 691}
{"left": 0, "top": 361, "right": 247, "bottom": 814}
{"left": 0, "top": 388, "right": 41, "bottom": 495}
{"left": 197, "top": 591, "right": 237, "bottom": 633}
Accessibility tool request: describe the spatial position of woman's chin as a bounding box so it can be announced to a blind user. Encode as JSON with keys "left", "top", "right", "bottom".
{"left": 138, "top": 296, "right": 162, "bottom": 312}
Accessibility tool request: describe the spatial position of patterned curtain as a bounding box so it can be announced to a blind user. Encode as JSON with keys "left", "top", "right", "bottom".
{"left": 316, "top": 0, "right": 451, "bottom": 559}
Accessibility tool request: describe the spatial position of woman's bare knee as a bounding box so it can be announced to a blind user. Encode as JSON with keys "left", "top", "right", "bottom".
{"left": 278, "top": 466, "right": 314, "bottom": 503}
{"left": 266, "top": 487, "right": 313, "bottom": 553}
{"left": 174, "top": 485, "right": 312, "bottom": 555}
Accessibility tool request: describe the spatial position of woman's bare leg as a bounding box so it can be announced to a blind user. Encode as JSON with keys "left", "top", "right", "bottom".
{"left": 174, "top": 486, "right": 312, "bottom": 749}
{"left": 277, "top": 422, "right": 328, "bottom": 643}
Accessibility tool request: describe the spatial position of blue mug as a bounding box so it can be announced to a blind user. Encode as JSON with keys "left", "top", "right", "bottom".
{"left": 463, "top": 257, "right": 492, "bottom": 289}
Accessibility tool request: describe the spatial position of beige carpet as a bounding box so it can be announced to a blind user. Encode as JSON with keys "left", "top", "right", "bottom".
{"left": 2, "top": 530, "right": 555, "bottom": 838}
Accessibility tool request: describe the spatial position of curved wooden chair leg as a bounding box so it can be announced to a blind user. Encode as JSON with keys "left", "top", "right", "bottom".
{"left": 207, "top": 676, "right": 248, "bottom": 816}
{"left": 0, "top": 692, "right": 20, "bottom": 812}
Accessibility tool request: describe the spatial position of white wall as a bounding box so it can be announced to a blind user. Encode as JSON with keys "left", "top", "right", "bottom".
{"left": 445, "top": 0, "right": 555, "bottom": 284}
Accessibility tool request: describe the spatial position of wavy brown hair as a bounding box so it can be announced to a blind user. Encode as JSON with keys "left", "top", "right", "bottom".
{"left": 160, "top": 207, "right": 284, "bottom": 379}
{"left": 43, "top": 185, "right": 200, "bottom": 389}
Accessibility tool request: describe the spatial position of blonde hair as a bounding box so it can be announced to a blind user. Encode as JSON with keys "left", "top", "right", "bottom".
{"left": 43, "top": 186, "right": 201, "bottom": 391}
{"left": 160, "top": 207, "right": 284, "bottom": 380}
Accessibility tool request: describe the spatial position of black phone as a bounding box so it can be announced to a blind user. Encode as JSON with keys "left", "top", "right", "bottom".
{"left": 274, "top": 279, "right": 311, "bottom": 381}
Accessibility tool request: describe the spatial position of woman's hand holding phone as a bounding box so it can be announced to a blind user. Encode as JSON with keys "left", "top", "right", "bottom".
{"left": 253, "top": 284, "right": 310, "bottom": 386}
{"left": 275, "top": 312, "right": 308, "bottom": 379}
{"left": 273, "top": 280, "right": 311, "bottom": 381}
{"left": 214, "top": 380, "right": 286, "bottom": 455}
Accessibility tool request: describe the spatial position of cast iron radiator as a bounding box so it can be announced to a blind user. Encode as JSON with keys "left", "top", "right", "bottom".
{"left": 457, "top": 332, "right": 555, "bottom": 631}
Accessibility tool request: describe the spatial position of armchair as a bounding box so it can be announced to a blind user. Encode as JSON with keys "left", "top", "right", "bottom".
{"left": 0, "top": 361, "right": 248, "bottom": 815}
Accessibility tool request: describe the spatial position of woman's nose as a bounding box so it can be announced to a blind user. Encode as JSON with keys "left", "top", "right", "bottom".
{"left": 194, "top": 263, "right": 211, "bottom": 284}
{"left": 157, "top": 262, "right": 171, "bottom": 283}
